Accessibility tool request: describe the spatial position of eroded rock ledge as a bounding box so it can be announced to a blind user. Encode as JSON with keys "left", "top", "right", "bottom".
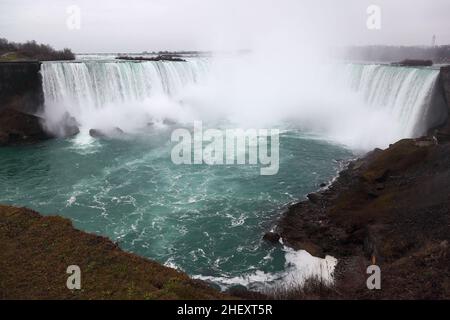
{"left": 0, "top": 108, "right": 50, "bottom": 146}
{"left": 0, "top": 205, "right": 228, "bottom": 300}
{"left": 276, "top": 137, "right": 450, "bottom": 299}
{"left": 0, "top": 62, "right": 49, "bottom": 146}
{"left": 0, "top": 62, "right": 44, "bottom": 114}
{"left": 438, "top": 65, "right": 450, "bottom": 139}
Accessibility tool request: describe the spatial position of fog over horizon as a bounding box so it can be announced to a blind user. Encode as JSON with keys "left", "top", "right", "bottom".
{"left": 1, "top": 0, "right": 450, "bottom": 53}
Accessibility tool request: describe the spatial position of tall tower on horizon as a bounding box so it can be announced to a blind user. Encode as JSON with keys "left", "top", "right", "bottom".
{"left": 431, "top": 34, "right": 437, "bottom": 47}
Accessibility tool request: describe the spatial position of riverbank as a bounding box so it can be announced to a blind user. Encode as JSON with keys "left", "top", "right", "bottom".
{"left": 0, "top": 205, "right": 229, "bottom": 299}
{"left": 275, "top": 136, "right": 450, "bottom": 299}
{"left": 2, "top": 134, "right": 448, "bottom": 299}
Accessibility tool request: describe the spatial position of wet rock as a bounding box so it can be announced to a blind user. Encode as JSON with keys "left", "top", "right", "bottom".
{"left": 89, "top": 129, "right": 106, "bottom": 138}
{"left": 297, "top": 241, "right": 324, "bottom": 258}
{"left": 89, "top": 127, "right": 124, "bottom": 138}
{"left": 263, "top": 232, "right": 281, "bottom": 244}
{"left": 0, "top": 108, "right": 50, "bottom": 146}
{"left": 307, "top": 192, "right": 322, "bottom": 204}
{"left": 60, "top": 112, "right": 80, "bottom": 137}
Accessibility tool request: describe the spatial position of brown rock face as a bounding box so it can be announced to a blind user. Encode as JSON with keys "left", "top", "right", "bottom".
{"left": 278, "top": 138, "right": 450, "bottom": 299}
{"left": 0, "top": 62, "right": 50, "bottom": 146}
{"left": 438, "top": 66, "right": 450, "bottom": 139}
{"left": 0, "top": 62, "right": 44, "bottom": 115}
{"left": 441, "top": 66, "right": 450, "bottom": 106}
{"left": 0, "top": 62, "right": 81, "bottom": 143}
{"left": 0, "top": 108, "right": 50, "bottom": 146}
{"left": 263, "top": 232, "right": 281, "bottom": 244}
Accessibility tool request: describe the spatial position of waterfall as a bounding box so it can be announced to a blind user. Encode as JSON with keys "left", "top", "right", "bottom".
{"left": 40, "top": 58, "right": 443, "bottom": 149}
{"left": 341, "top": 64, "right": 441, "bottom": 137}
{"left": 41, "top": 59, "right": 209, "bottom": 135}
{"left": 42, "top": 59, "right": 209, "bottom": 109}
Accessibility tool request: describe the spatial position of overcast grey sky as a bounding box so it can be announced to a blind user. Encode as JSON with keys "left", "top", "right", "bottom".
{"left": 1, "top": 0, "right": 449, "bottom": 52}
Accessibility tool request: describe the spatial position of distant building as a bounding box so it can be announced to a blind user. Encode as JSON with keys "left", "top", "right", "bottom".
{"left": 432, "top": 35, "right": 436, "bottom": 47}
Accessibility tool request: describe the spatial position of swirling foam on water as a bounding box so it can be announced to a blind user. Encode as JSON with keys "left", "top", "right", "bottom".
{"left": 194, "top": 246, "right": 338, "bottom": 292}
{"left": 69, "top": 130, "right": 344, "bottom": 291}
{"left": 0, "top": 128, "right": 350, "bottom": 291}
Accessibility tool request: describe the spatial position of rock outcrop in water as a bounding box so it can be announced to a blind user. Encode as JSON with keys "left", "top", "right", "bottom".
{"left": 58, "top": 112, "right": 80, "bottom": 137}
{"left": 89, "top": 127, "right": 125, "bottom": 139}
{"left": 0, "top": 205, "right": 228, "bottom": 299}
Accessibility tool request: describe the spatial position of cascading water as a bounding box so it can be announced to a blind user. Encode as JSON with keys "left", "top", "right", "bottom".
{"left": 41, "top": 59, "right": 209, "bottom": 135}
{"left": 341, "top": 64, "right": 440, "bottom": 137}
{"left": 42, "top": 58, "right": 439, "bottom": 150}
{"left": 41, "top": 59, "right": 441, "bottom": 150}
{"left": 42, "top": 59, "right": 209, "bottom": 106}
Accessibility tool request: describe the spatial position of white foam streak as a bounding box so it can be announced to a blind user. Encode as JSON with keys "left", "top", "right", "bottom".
{"left": 193, "top": 246, "right": 337, "bottom": 292}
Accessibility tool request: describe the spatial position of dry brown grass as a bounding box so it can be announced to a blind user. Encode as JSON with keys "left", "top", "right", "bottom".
{"left": 0, "top": 205, "right": 230, "bottom": 300}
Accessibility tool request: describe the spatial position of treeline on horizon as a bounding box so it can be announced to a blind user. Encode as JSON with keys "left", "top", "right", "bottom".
{"left": 342, "top": 45, "right": 450, "bottom": 64}
{"left": 0, "top": 38, "right": 75, "bottom": 61}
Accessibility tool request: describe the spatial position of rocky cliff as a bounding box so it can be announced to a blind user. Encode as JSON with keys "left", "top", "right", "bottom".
{"left": 276, "top": 137, "right": 450, "bottom": 299}
{"left": 440, "top": 66, "right": 450, "bottom": 103}
{"left": 437, "top": 66, "right": 450, "bottom": 138}
{"left": 0, "top": 62, "right": 44, "bottom": 114}
{"left": 0, "top": 62, "right": 49, "bottom": 145}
